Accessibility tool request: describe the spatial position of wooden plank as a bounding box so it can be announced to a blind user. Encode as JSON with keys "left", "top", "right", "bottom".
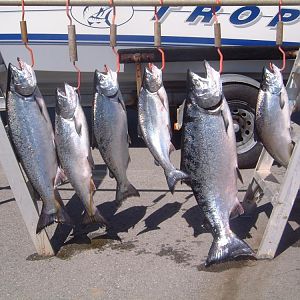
{"left": 242, "top": 147, "right": 274, "bottom": 210}
{"left": 0, "top": 115, "right": 54, "bottom": 256}
{"left": 257, "top": 139, "right": 300, "bottom": 259}
{"left": 256, "top": 147, "right": 274, "bottom": 173}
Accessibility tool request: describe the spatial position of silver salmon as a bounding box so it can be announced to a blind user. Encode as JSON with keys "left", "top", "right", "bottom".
{"left": 6, "top": 59, "right": 72, "bottom": 233}
{"left": 55, "top": 83, "right": 107, "bottom": 226}
{"left": 256, "top": 64, "right": 293, "bottom": 167}
{"left": 181, "top": 62, "right": 254, "bottom": 266}
{"left": 138, "top": 63, "right": 189, "bottom": 193}
{"left": 93, "top": 68, "right": 140, "bottom": 207}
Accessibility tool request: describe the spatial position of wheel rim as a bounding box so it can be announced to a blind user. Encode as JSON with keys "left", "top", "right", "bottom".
{"left": 228, "top": 100, "right": 257, "bottom": 155}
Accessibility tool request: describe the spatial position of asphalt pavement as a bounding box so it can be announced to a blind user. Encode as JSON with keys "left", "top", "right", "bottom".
{"left": 1, "top": 148, "right": 300, "bottom": 300}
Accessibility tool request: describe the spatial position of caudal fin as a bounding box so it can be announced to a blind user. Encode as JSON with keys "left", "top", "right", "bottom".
{"left": 166, "top": 169, "right": 190, "bottom": 194}
{"left": 82, "top": 208, "right": 108, "bottom": 228}
{"left": 115, "top": 181, "right": 140, "bottom": 208}
{"left": 206, "top": 232, "right": 255, "bottom": 267}
{"left": 36, "top": 206, "right": 73, "bottom": 234}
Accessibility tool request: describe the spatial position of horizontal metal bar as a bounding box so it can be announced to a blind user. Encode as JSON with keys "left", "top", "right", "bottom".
{"left": 0, "top": 0, "right": 300, "bottom": 7}
{"left": 119, "top": 46, "right": 299, "bottom": 63}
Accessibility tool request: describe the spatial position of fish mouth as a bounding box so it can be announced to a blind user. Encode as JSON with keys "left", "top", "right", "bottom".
{"left": 261, "top": 63, "right": 282, "bottom": 93}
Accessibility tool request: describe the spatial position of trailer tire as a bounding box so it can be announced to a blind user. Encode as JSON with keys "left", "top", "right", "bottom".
{"left": 223, "top": 83, "right": 262, "bottom": 169}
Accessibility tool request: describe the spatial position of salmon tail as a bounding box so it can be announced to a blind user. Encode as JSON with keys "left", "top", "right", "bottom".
{"left": 166, "top": 169, "right": 190, "bottom": 194}
{"left": 36, "top": 205, "right": 73, "bottom": 234}
{"left": 115, "top": 182, "right": 140, "bottom": 208}
{"left": 205, "top": 232, "right": 255, "bottom": 267}
{"left": 82, "top": 208, "right": 108, "bottom": 228}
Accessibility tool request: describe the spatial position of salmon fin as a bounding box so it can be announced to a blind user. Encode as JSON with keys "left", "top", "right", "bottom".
{"left": 289, "top": 141, "right": 295, "bottom": 156}
{"left": 82, "top": 209, "right": 108, "bottom": 227}
{"left": 35, "top": 95, "right": 49, "bottom": 123}
{"left": 54, "top": 167, "right": 68, "bottom": 188}
{"left": 154, "top": 159, "right": 160, "bottom": 166}
{"left": 91, "top": 131, "right": 98, "bottom": 149}
{"left": 74, "top": 115, "right": 82, "bottom": 136}
{"left": 115, "top": 182, "right": 140, "bottom": 208}
{"left": 137, "top": 124, "right": 143, "bottom": 139}
{"left": 127, "top": 155, "right": 131, "bottom": 168}
{"left": 36, "top": 205, "right": 73, "bottom": 234}
{"left": 87, "top": 149, "right": 95, "bottom": 169}
{"left": 205, "top": 232, "right": 255, "bottom": 267}
{"left": 109, "top": 170, "right": 115, "bottom": 178}
{"left": 117, "top": 93, "right": 126, "bottom": 111}
{"left": 127, "top": 134, "right": 132, "bottom": 145}
{"left": 91, "top": 92, "right": 96, "bottom": 149}
{"left": 169, "top": 143, "right": 176, "bottom": 155}
{"left": 157, "top": 87, "right": 168, "bottom": 110}
{"left": 90, "top": 177, "right": 96, "bottom": 192}
{"left": 279, "top": 93, "right": 285, "bottom": 109}
{"left": 221, "top": 108, "right": 229, "bottom": 133}
{"left": 167, "top": 124, "right": 173, "bottom": 138}
{"left": 230, "top": 199, "right": 244, "bottom": 219}
{"left": 236, "top": 167, "right": 244, "bottom": 184}
{"left": 166, "top": 169, "right": 190, "bottom": 194}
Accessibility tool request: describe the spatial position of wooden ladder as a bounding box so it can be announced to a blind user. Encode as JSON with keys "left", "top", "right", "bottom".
{"left": 242, "top": 48, "right": 300, "bottom": 259}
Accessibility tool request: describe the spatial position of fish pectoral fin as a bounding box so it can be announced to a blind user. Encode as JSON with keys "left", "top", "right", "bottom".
{"left": 279, "top": 93, "right": 285, "bottom": 109}
{"left": 109, "top": 170, "right": 115, "bottom": 179}
{"left": 127, "top": 134, "right": 132, "bottom": 145}
{"left": 230, "top": 199, "right": 244, "bottom": 219}
{"left": 54, "top": 167, "right": 68, "bottom": 188}
{"left": 73, "top": 115, "right": 82, "bottom": 136}
{"left": 221, "top": 108, "right": 229, "bottom": 133}
{"left": 35, "top": 95, "right": 49, "bottom": 123}
{"left": 236, "top": 167, "right": 244, "bottom": 184}
{"left": 169, "top": 143, "right": 176, "bottom": 155}
{"left": 117, "top": 93, "right": 126, "bottom": 111}
{"left": 87, "top": 149, "right": 95, "bottom": 169}
{"left": 154, "top": 159, "right": 160, "bottom": 166}
{"left": 137, "top": 125, "right": 143, "bottom": 139}
{"left": 157, "top": 87, "right": 168, "bottom": 110}
{"left": 127, "top": 155, "right": 131, "bottom": 168}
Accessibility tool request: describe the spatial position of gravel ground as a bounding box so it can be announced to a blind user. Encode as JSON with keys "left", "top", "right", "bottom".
{"left": 1, "top": 148, "right": 300, "bottom": 300}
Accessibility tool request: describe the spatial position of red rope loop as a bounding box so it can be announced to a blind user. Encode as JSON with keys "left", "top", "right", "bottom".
{"left": 112, "top": 46, "right": 120, "bottom": 73}
{"left": 277, "top": 0, "right": 285, "bottom": 71}
{"left": 158, "top": 48, "right": 165, "bottom": 71}
{"left": 21, "top": 0, "right": 25, "bottom": 21}
{"left": 153, "top": 6, "right": 165, "bottom": 71}
{"left": 66, "top": 0, "right": 72, "bottom": 25}
{"left": 21, "top": 0, "right": 34, "bottom": 67}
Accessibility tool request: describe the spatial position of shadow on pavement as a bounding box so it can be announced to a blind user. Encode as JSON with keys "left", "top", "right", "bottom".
{"left": 138, "top": 202, "right": 182, "bottom": 235}
{"left": 51, "top": 171, "right": 108, "bottom": 254}
{"left": 182, "top": 205, "right": 208, "bottom": 237}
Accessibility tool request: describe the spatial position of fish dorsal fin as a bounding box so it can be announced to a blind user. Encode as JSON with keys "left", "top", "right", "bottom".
{"left": 221, "top": 107, "right": 229, "bottom": 133}
{"left": 279, "top": 93, "right": 285, "bottom": 109}
{"left": 74, "top": 115, "right": 82, "bottom": 136}
{"left": 236, "top": 167, "right": 244, "bottom": 184}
